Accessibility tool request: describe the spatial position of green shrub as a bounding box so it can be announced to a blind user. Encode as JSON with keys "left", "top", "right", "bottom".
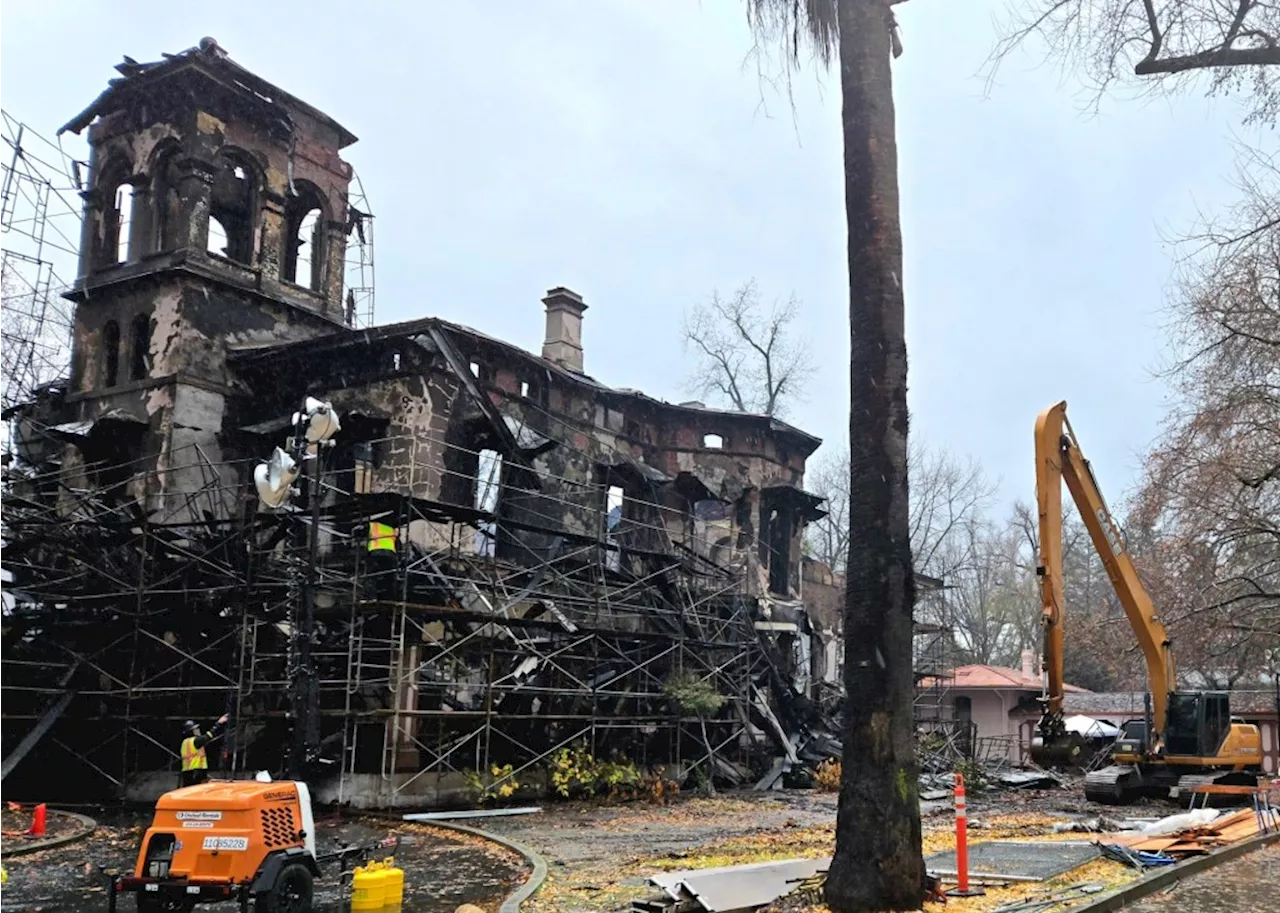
{"left": 662, "top": 671, "right": 726, "bottom": 716}
{"left": 465, "top": 763, "right": 520, "bottom": 803}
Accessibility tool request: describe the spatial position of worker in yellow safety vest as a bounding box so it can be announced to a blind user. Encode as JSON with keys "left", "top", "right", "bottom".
{"left": 179, "top": 713, "right": 229, "bottom": 788}
{"left": 366, "top": 520, "right": 398, "bottom": 599}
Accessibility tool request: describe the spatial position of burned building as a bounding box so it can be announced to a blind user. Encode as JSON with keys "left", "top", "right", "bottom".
{"left": 2, "top": 40, "right": 838, "bottom": 806}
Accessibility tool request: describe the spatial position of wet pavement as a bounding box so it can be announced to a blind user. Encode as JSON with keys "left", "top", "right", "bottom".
{"left": 1121, "top": 844, "right": 1279, "bottom": 913}
{"left": 0, "top": 810, "right": 524, "bottom": 912}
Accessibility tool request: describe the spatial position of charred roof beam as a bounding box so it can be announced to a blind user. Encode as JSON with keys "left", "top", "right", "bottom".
{"left": 418, "top": 325, "right": 529, "bottom": 467}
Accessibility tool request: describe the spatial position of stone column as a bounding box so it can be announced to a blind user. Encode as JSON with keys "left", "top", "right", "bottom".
{"left": 321, "top": 218, "right": 347, "bottom": 320}
{"left": 174, "top": 156, "right": 216, "bottom": 256}
{"left": 258, "top": 189, "right": 287, "bottom": 282}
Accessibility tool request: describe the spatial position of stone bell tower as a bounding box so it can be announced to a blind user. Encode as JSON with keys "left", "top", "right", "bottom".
{"left": 53, "top": 37, "right": 359, "bottom": 512}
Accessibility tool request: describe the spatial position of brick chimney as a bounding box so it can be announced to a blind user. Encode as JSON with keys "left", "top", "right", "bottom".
{"left": 1021, "top": 648, "right": 1037, "bottom": 681}
{"left": 541, "top": 287, "right": 587, "bottom": 373}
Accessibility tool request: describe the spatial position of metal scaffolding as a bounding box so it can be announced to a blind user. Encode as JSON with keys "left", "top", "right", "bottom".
{"left": 0, "top": 110, "right": 83, "bottom": 417}
{"left": 1, "top": 412, "right": 805, "bottom": 804}
{"left": 913, "top": 585, "right": 962, "bottom": 767}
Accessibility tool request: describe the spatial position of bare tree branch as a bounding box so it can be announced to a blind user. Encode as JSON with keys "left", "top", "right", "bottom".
{"left": 681, "top": 279, "right": 815, "bottom": 417}
{"left": 1131, "top": 140, "right": 1280, "bottom": 680}
{"left": 989, "top": 0, "right": 1280, "bottom": 124}
{"left": 805, "top": 436, "right": 996, "bottom": 581}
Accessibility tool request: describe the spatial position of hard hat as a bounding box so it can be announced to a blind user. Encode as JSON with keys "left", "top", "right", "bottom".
{"left": 183, "top": 720, "right": 199, "bottom": 734}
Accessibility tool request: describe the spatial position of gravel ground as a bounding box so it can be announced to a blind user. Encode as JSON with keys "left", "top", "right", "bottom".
{"left": 0, "top": 809, "right": 525, "bottom": 913}
{"left": 2, "top": 807, "right": 85, "bottom": 846}
{"left": 474, "top": 781, "right": 1182, "bottom": 912}
{"left": 477, "top": 779, "right": 1160, "bottom": 873}
{"left": 476, "top": 789, "right": 955, "bottom": 912}
{"left": 482, "top": 789, "right": 846, "bottom": 865}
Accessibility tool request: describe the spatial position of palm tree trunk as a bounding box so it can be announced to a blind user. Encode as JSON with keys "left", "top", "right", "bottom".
{"left": 825, "top": 1, "right": 924, "bottom": 910}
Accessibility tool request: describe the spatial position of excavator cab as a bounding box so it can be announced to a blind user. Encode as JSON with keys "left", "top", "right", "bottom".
{"left": 1109, "top": 694, "right": 1231, "bottom": 762}
{"left": 1164, "top": 692, "right": 1231, "bottom": 757}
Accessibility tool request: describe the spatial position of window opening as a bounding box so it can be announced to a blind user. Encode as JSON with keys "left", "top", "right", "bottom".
{"left": 207, "top": 216, "right": 229, "bottom": 258}
{"left": 282, "top": 183, "right": 326, "bottom": 290}
{"left": 208, "top": 154, "right": 255, "bottom": 263}
{"left": 692, "top": 498, "right": 732, "bottom": 564}
{"left": 469, "top": 361, "right": 481, "bottom": 377}
{"left": 285, "top": 208, "right": 322, "bottom": 290}
{"left": 83, "top": 426, "right": 142, "bottom": 492}
{"left": 703, "top": 433, "right": 724, "bottom": 449}
{"left": 474, "top": 449, "right": 503, "bottom": 556}
{"left": 297, "top": 209, "right": 321, "bottom": 289}
{"left": 114, "top": 184, "right": 134, "bottom": 263}
{"left": 604, "top": 484, "right": 624, "bottom": 572}
{"left": 96, "top": 168, "right": 133, "bottom": 268}
{"left": 760, "top": 495, "right": 794, "bottom": 597}
{"left": 520, "top": 380, "right": 530, "bottom": 398}
{"left": 129, "top": 314, "right": 150, "bottom": 381}
{"left": 353, "top": 441, "right": 376, "bottom": 495}
{"left": 102, "top": 321, "right": 120, "bottom": 387}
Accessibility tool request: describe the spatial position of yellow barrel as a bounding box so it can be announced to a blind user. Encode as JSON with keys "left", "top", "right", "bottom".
{"left": 351, "top": 862, "right": 384, "bottom": 912}
{"left": 381, "top": 856, "right": 405, "bottom": 906}
{"left": 369, "top": 860, "right": 392, "bottom": 908}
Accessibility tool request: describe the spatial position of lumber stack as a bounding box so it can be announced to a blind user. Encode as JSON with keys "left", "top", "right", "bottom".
{"left": 1106, "top": 808, "right": 1265, "bottom": 857}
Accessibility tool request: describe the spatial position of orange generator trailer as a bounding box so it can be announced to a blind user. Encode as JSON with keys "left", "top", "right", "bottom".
{"left": 107, "top": 778, "right": 392, "bottom": 913}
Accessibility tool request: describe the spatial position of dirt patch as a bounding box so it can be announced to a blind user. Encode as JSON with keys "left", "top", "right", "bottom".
{"left": 1, "top": 806, "right": 87, "bottom": 848}
{"left": 476, "top": 788, "right": 1151, "bottom": 913}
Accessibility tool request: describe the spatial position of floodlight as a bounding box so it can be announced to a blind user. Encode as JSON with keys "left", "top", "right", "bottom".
{"left": 292, "top": 396, "right": 341, "bottom": 444}
{"left": 254, "top": 446, "right": 300, "bottom": 508}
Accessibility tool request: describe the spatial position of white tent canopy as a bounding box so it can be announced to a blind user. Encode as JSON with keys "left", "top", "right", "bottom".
{"left": 1063, "top": 714, "right": 1121, "bottom": 738}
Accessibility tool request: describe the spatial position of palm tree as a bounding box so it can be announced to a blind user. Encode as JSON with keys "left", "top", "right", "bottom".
{"left": 746, "top": 2, "right": 924, "bottom": 909}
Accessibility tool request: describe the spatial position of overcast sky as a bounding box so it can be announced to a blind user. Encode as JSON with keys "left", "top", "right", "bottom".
{"left": 1, "top": 0, "right": 1258, "bottom": 516}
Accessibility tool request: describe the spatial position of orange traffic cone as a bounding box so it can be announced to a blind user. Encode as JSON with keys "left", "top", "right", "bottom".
{"left": 27, "top": 803, "right": 46, "bottom": 837}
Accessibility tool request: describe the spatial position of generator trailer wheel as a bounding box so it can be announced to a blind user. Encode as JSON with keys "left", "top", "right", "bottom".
{"left": 255, "top": 862, "right": 314, "bottom": 913}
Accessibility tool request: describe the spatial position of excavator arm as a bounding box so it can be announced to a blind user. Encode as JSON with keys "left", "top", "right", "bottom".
{"left": 1032, "top": 401, "right": 1175, "bottom": 764}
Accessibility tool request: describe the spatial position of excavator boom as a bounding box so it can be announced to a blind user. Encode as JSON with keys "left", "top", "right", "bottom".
{"left": 1030, "top": 401, "right": 1262, "bottom": 802}
{"left": 1032, "top": 402, "right": 1174, "bottom": 756}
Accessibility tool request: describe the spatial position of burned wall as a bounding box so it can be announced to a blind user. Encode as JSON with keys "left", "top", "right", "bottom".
{"left": 446, "top": 329, "right": 820, "bottom": 598}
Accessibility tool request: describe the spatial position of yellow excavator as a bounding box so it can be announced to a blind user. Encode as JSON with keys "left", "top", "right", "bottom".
{"left": 1028, "top": 401, "right": 1263, "bottom": 805}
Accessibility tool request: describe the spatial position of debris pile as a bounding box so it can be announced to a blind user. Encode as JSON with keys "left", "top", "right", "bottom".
{"left": 1102, "top": 805, "right": 1275, "bottom": 859}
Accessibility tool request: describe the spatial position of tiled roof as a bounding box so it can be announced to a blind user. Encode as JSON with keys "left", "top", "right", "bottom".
{"left": 1066, "top": 691, "right": 1279, "bottom": 717}
{"left": 922, "top": 664, "right": 1087, "bottom": 692}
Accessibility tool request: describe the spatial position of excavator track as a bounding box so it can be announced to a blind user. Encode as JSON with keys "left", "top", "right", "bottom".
{"left": 1084, "top": 765, "right": 1142, "bottom": 805}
